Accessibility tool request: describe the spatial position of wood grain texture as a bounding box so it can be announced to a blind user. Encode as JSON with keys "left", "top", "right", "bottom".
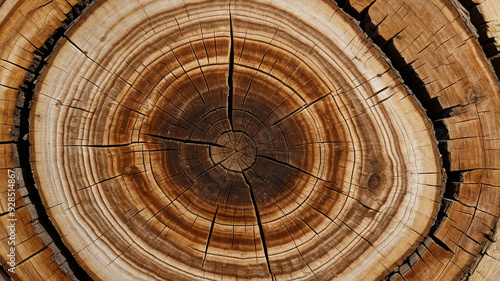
{"left": 339, "top": 0, "right": 500, "bottom": 279}
{"left": 29, "top": 1, "right": 441, "bottom": 279}
{"left": 458, "top": 0, "right": 500, "bottom": 278}
{"left": 464, "top": 0, "right": 500, "bottom": 76}
{"left": 0, "top": 0, "right": 498, "bottom": 280}
{"left": 0, "top": 0, "right": 78, "bottom": 280}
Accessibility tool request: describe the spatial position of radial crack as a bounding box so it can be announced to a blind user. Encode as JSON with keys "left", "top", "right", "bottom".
{"left": 203, "top": 205, "right": 219, "bottom": 266}
{"left": 144, "top": 133, "right": 224, "bottom": 148}
{"left": 273, "top": 92, "right": 333, "bottom": 126}
{"left": 227, "top": 6, "right": 235, "bottom": 129}
{"left": 242, "top": 173, "right": 275, "bottom": 281}
{"left": 256, "top": 155, "right": 331, "bottom": 184}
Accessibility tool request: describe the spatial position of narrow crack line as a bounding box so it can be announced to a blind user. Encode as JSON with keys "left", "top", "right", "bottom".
{"left": 271, "top": 175, "right": 307, "bottom": 206}
{"left": 63, "top": 142, "right": 145, "bottom": 148}
{"left": 144, "top": 133, "right": 224, "bottom": 148}
{"left": 151, "top": 99, "right": 197, "bottom": 128}
{"left": 15, "top": 245, "right": 50, "bottom": 267}
{"left": 236, "top": 158, "right": 247, "bottom": 171}
{"left": 15, "top": 3, "right": 96, "bottom": 280}
{"left": 189, "top": 39, "right": 228, "bottom": 131}
{"left": 241, "top": 173, "right": 275, "bottom": 281}
{"left": 173, "top": 14, "right": 183, "bottom": 36}
{"left": 203, "top": 205, "right": 219, "bottom": 266}
{"left": 154, "top": 89, "right": 195, "bottom": 121}
{"left": 0, "top": 84, "right": 19, "bottom": 90}
{"left": 148, "top": 181, "right": 194, "bottom": 222}
{"left": 225, "top": 158, "right": 237, "bottom": 173}
{"left": 272, "top": 91, "right": 333, "bottom": 126}
{"left": 241, "top": 71, "right": 258, "bottom": 109}
{"left": 429, "top": 234, "right": 454, "bottom": 253}
{"left": 339, "top": 219, "right": 373, "bottom": 246}
{"left": 144, "top": 153, "right": 179, "bottom": 201}
{"left": 200, "top": 23, "right": 210, "bottom": 63}
{"left": 168, "top": 44, "right": 211, "bottom": 112}
{"left": 235, "top": 130, "right": 247, "bottom": 146}
{"left": 279, "top": 221, "right": 320, "bottom": 280}
{"left": 243, "top": 170, "right": 287, "bottom": 217}
{"left": 236, "top": 142, "right": 254, "bottom": 154}
{"left": 76, "top": 175, "right": 122, "bottom": 191}
{"left": 256, "top": 155, "right": 331, "bottom": 184}
{"left": 233, "top": 62, "right": 312, "bottom": 109}
{"left": 115, "top": 101, "right": 149, "bottom": 117}
{"left": 1, "top": 58, "right": 30, "bottom": 72}
{"left": 251, "top": 61, "right": 279, "bottom": 124}
{"left": 17, "top": 31, "right": 38, "bottom": 50}
{"left": 124, "top": 59, "right": 153, "bottom": 87}
{"left": 63, "top": 35, "right": 148, "bottom": 98}
{"left": 227, "top": 5, "right": 235, "bottom": 130}
{"left": 318, "top": 184, "right": 379, "bottom": 212}
{"left": 194, "top": 110, "right": 231, "bottom": 140}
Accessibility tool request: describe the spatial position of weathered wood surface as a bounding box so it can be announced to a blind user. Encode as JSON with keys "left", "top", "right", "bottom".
{"left": 0, "top": 0, "right": 78, "bottom": 280}
{"left": 460, "top": 1, "right": 500, "bottom": 279}
{"left": 0, "top": 0, "right": 498, "bottom": 280}
{"left": 340, "top": 0, "right": 500, "bottom": 279}
{"left": 463, "top": 0, "right": 500, "bottom": 76}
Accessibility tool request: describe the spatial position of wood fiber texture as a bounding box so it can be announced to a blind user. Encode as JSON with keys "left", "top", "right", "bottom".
{"left": 0, "top": 0, "right": 499, "bottom": 280}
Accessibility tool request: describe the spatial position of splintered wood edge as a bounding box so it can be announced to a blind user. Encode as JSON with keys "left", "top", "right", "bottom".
{"left": 463, "top": 0, "right": 500, "bottom": 76}
{"left": 0, "top": 0, "right": 81, "bottom": 280}
{"left": 340, "top": 0, "right": 500, "bottom": 280}
{"left": 457, "top": 0, "right": 500, "bottom": 278}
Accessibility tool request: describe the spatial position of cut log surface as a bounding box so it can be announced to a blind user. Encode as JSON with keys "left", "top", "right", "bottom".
{"left": 466, "top": 0, "right": 500, "bottom": 75}
{"left": 0, "top": 0, "right": 498, "bottom": 281}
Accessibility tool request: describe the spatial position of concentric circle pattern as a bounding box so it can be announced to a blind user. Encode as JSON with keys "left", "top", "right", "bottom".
{"left": 29, "top": 0, "right": 443, "bottom": 280}
{"left": 210, "top": 131, "right": 256, "bottom": 172}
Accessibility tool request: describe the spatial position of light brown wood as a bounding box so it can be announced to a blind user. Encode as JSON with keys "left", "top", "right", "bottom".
{"left": 338, "top": 0, "right": 500, "bottom": 279}
{"left": 0, "top": 0, "right": 498, "bottom": 280}
{"left": 0, "top": 0, "right": 78, "bottom": 280}
{"left": 29, "top": 1, "right": 442, "bottom": 279}
{"left": 464, "top": 1, "right": 500, "bottom": 278}
{"left": 466, "top": 0, "right": 500, "bottom": 76}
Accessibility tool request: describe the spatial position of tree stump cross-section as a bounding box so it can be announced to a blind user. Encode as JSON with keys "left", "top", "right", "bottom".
{"left": 0, "top": 0, "right": 499, "bottom": 280}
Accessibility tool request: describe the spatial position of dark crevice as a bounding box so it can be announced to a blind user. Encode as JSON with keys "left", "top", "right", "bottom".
{"left": 241, "top": 173, "right": 275, "bottom": 281}
{"left": 0, "top": 58, "right": 30, "bottom": 72}
{"left": 442, "top": 171, "right": 464, "bottom": 200}
{"left": 10, "top": 0, "right": 491, "bottom": 280}
{"left": 0, "top": 264, "right": 11, "bottom": 281}
{"left": 426, "top": 103, "right": 455, "bottom": 120}
{"left": 432, "top": 119, "right": 450, "bottom": 143}
{"left": 331, "top": 0, "right": 472, "bottom": 279}
{"left": 392, "top": 250, "right": 421, "bottom": 277}
{"left": 457, "top": 0, "right": 500, "bottom": 78}
{"left": 384, "top": 272, "right": 403, "bottom": 281}
{"left": 227, "top": 7, "right": 235, "bottom": 129}
{"left": 12, "top": 1, "right": 97, "bottom": 281}
{"left": 202, "top": 205, "right": 218, "bottom": 266}
{"left": 145, "top": 133, "right": 225, "bottom": 148}
{"left": 429, "top": 234, "right": 455, "bottom": 254}
{"left": 341, "top": 2, "right": 434, "bottom": 107}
